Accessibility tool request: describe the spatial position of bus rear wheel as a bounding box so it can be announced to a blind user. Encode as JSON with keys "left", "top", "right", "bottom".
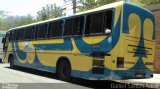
{"left": 57, "top": 60, "right": 71, "bottom": 81}
{"left": 9, "top": 56, "right": 15, "bottom": 68}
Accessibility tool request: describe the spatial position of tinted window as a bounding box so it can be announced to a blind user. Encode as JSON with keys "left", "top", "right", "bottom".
{"left": 91, "top": 12, "right": 104, "bottom": 34}
{"left": 24, "top": 26, "right": 35, "bottom": 40}
{"left": 104, "top": 11, "right": 112, "bottom": 31}
{"left": 85, "top": 10, "right": 113, "bottom": 35}
{"left": 36, "top": 23, "right": 48, "bottom": 39}
{"left": 16, "top": 28, "right": 25, "bottom": 41}
{"left": 73, "top": 16, "right": 84, "bottom": 36}
{"left": 9, "top": 30, "right": 16, "bottom": 41}
{"left": 49, "top": 20, "right": 63, "bottom": 38}
{"left": 85, "top": 15, "right": 91, "bottom": 35}
{"left": 64, "top": 18, "right": 74, "bottom": 36}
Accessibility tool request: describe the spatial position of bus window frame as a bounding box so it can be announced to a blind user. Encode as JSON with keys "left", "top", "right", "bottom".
{"left": 72, "top": 16, "right": 84, "bottom": 37}
{"left": 35, "top": 23, "right": 49, "bottom": 40}
{"left": 48, "top": 20, "right": 64, "bottom": 39}
{"left": 15, "top": 28, "right": 25, "bottom": 41}
{"left": 63, "top": 18, "right": 74, "bottom": 37}
{"left": 83, "top": 9, "right": 114, "bottom": 37}
{"left": 9, "top": 30, "right": 17, "bottom": 42}
{"left": 24, "top": 26, "right": 36, "bottom": 41}
{"left": 62, "top": 15, "right": 85, "bottom": 38}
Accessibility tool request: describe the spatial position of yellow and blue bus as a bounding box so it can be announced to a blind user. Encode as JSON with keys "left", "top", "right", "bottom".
{"left": 2, "top": 1, "right": 155, "bottom": 81}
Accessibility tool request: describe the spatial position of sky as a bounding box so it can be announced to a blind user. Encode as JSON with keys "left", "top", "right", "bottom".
{"left": 0, "top": 0, "right": 72, "bottom": 16}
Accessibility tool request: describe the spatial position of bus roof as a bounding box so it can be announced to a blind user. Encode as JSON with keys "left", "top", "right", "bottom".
{"left": 8, "top": 1, "right": 153, "bottom": 31}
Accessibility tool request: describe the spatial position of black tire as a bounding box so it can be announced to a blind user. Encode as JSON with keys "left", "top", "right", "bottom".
{"left": 0, "top": 59, "right": 2, "bottom": 63}
{"left": 9, "top": 56, "right": 15, "bottom": 68}
{"left": 57, "top": 60, "right": 71, "bottom": 81}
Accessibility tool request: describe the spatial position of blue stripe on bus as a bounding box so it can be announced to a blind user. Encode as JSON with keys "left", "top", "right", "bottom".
{"left": 33, "top": 37, "right": 73, "bottom": 51}
{"left": 15, "top": 42, "right": 27, "bottom": 60}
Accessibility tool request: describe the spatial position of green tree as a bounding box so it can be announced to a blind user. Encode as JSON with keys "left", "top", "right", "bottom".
{"left": 37, "top": 4, "right": 65, "bottom": 21}
{"left": 0, "top": 10, "right": 7, "bottom": 30}
{"left": 97, "top": 0, "right": 120, "bottom": 6}
{"left": 13, "top": 14, "right": 35, "bottom": 27}
{"left": 50, "top": 4, "right": 65, "bottom": 18}
{"left": 77, "top": 0, "right": 121, "bottom": 12}
{"left": 77, "top": 0, "right": 160, "bottom": 12}
{"left": 0, "top": 10, "right": 6, "bottom": 23}
{"left": 129, "top": 0, "right": 145, "bottom": 6}
{"left": 136, "top": 0, "right": 160, "bottom": 6}
{"left": 2, "top": 14, "right": 35, "bottom": 30}
{"left": 77, "top": 0, "right": 98, "bottom": 11}
{"left": 64, "top": 0, "right": 77, "bottom": 13}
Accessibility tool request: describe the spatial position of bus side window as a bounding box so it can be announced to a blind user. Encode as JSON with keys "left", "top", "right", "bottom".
{"left": 104, "top": 11, "right": 112, "bottom": 33}
{"left": 49, "top": 20, "right": 63, "bottom": 38}
{"left": 73, "top": 16, "right": 84, "bottom": 36}
{"left": 58, "top": 21, "right": 63, "bottom": 37}
{"left": 36, "top": 23, "right": 48, "bottom": 39}
{"left": 85, "top": 10, "right": 113, "bottom": 35}
{"left": 16, "top": 28, "right": 25, "bottom": 41}
{"left": 85, "top": 15, "right": 91, "bottom": 35}
{"left": 9, "top": 30, "right": 16, "bottom": 41}
{"left": 64, "top": 18, "right": 74, "bottom": 36}
{"left": 91, "top": 12, "right": 104, "bottom": 34}
{"left": 24, "top": 26, "right": 35, "bottom": 40}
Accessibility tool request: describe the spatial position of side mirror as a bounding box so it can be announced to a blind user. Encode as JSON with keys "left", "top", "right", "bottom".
{"left": 2, "top": 38, "right": 5, "bottom": 43}
{"left": 105, "top": 28, "right": 111, "bottom": 34}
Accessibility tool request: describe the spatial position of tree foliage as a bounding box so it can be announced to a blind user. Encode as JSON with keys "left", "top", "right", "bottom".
{"left": 13, "top": 15, "right": 35, "bottom": 27}
{"left": 77, "top": 0, "right": 160, "bottom": 12}
{"left": 77, "top": 0, "right": 98, "bottom": 11}
{"left": 135, "top": 0, "right": 160, "bottom": 6}
{"left": 37, "top": 4, "right": 65, "bottom": 21}
{"left": 1, "top": 15, "right": 35, "bottom": 30}
{"left": 0, "top": 10, "right": 7, "bottom": 30}
{"left": 77, "top": 0, "right": 121, "bottom": 11}
{"left": 0, "top": 10, "right": 6, "bottom": 22}
{"left": 0, "top": 3, "right": 65, "bottom": 30}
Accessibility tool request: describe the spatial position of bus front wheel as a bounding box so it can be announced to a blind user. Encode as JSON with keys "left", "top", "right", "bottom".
{"left": 57, "top": 60, "right": 71, "bottom": 81}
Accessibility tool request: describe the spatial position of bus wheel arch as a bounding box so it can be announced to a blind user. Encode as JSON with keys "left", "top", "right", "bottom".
{"left": 56, "top": 57, "right": 72, "bottom": 81}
